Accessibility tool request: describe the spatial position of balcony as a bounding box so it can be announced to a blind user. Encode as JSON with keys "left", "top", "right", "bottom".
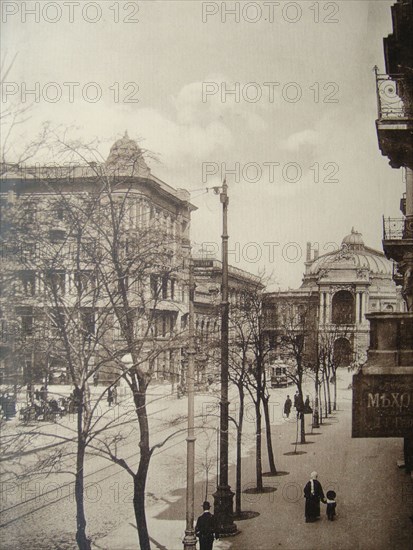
{"left": 382, "top": 216, "right": 413, "bottom": 262}
{"left": 375, "top": 70, "right": 413, "bottom": 169}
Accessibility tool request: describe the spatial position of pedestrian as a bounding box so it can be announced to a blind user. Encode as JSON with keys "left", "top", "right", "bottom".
{"left": 304, "top": 395, "right": 313, "bottom": 414}
{"left": 294, "top": 391, "right": 304, "bottom": 418}
{"left": 26, "top": 383, "right": 33, "bottom": 404}
{"left": 304, "top": 471, "right": 326, "bottom": 523}
{"left": 107, "top": 387, "right": 113, "bottom": 407}
{"left": 195, "top": 501, "right": 219, "bottom": 550}
{"left": 326, "top": 490, "right": 337, "bottom": 521}
{"left": 40, "top": 386, "right": 47, "bottom": 403}
{"left": 284, "top": 395, "right": 292, "bottom": 418}
{"left": 112, "top": 385, "right": 118, "bottom": 405}
{"left": 93, "top": 372, "right": 99, "bottom": 387}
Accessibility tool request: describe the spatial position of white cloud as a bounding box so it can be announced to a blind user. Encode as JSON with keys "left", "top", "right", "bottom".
{"left": 281, "top": 129, "right": 319, "bottom": 152}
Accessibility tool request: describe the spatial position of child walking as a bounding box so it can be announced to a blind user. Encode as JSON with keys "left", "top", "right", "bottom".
{"left": 326, "top": 490, "right": 337, "bottom": 521}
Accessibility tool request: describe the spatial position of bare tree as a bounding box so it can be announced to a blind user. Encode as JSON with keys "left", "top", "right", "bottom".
{"left": 0, "top": 135, "right": 191, "bottom": 550}
{"left": 317, "top": 325, "right": 352, "bottom": 414}
{"left": 230, "top": 281, "right": 277, "bottom": 492}
{"left": 277, "top": 297, "right": 317, "bottom": 444}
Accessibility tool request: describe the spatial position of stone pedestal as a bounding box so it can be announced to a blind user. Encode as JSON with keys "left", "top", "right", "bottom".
{"left": 366, "top": 312, "right": 413, "bottom": 368}
{"left": 352, "top": 312, "right": 413, "bottom": 471}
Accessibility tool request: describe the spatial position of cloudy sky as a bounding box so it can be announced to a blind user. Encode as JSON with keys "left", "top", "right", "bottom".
{"left": 1, "top": 0, "right": 404, "bottom": 288}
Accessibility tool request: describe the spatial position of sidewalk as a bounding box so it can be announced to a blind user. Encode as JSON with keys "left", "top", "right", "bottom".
{"left": 93, "top": 373, "right": 413, "bottom": 550}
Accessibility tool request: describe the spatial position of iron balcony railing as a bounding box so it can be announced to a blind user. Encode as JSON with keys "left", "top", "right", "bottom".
{"left": 374, "top": 68, "right": 413, "bottom": 121}
{"left": 383, "top": 216, "right": 413, "bottom": 240}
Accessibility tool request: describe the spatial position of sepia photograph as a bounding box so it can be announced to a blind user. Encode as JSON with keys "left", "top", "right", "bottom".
{"left": 0, "top": 1, "right": 412, "bottom": 549}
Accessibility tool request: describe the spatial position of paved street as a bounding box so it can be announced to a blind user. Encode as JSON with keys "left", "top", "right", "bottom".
{"left": 94, "top": 369, "right": 413, "bottom": 550}
{"left": 1, "top": 370, "right": 412, "bottom": 549}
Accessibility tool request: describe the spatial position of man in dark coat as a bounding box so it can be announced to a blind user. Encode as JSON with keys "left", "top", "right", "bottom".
{"left": 195, "top": 501, "right": 218, "bottom": 550}
{"left": 284, "top": 395, "right": 292, "bottom": 418}
{"left": 294, "top": 391, "right": 304, "bottom": 419}
{"left": 304, "top": 471, "right": 325, "bottom": 522}
{"left": 304, "top": 395, "right": 313, "bottom": 414}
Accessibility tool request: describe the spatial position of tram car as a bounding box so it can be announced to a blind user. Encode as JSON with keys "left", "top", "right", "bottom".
{"left": 269, "top": 361, "right": 294, "bottom": 388}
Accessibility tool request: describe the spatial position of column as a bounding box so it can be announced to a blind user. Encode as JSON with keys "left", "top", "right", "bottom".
{"left": 406, "top": 168, "right": 413, "bottom": 218}
{"left": 325, "top": 292, "right": 331, "bottom": 324}
{"left": 360, "top": 292, "right": 367, "bottom": 323}
{"left": 355, "top": 292, "right": 360, "bottom": 324}
{"left": 319, "top": 292, "right": 324, "bottom": 325}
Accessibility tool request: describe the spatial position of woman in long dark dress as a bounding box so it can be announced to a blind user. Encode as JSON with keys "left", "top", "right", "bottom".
{"left": 304, "top": 471, "right": 325, "bottom": 522}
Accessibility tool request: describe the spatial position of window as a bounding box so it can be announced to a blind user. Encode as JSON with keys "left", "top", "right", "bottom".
{"left": 181, "top": 314, "right": 188, "bottom": 331}
{"left": 50, "top": 308, "right": 62, "bottom": 338}
{"left": 332, "top": 290, "right": 355, "bottom": 325}
{"left": 113, "top": 314, "right": 123, "bottom": 341}
{"left": 21, "top": 242, "right": 38, "bottom": 260}
{"left": 16, "top": 306, "right": 33, "bottom": 337}
{"left": 162, "top": 276, "right": 168, "bottom": 300}
{"left": 74, "top": 271, "right": 94, "bottom": 294}
{"left": 49, "top": 229, "right": 66, "bottom": 242}
{"left": 118, "top": 275, "right": 129, "bottom": 293}
{"left": 24, "top": 205, "right": 36, "bottom": 224}
{"left": 81, "top": 308, "right": 95, "bottom": 336}
{"left": 54, "top": 207, "right": 65, "bottom": 221}
{"left": 19, "top": 271, "right": 36, "bottom": 296}
{"left": 151, "top": 275, "right": 161, "bottom": 299}
{"left": 170, "top": 279, "right": 175, "bottom": 300}
{"left": 46, "top": 270, "right": 66, "bottom": 295}
{"left": 333, "top": 338, "right": 352, "bottom": 367}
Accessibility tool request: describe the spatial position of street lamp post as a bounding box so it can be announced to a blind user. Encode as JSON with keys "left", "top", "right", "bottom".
{"left": 183, "top": 256, "right": 197, "bottom": 550}
{"left": 213, "top": 179, "right": 237, "bottom": 536}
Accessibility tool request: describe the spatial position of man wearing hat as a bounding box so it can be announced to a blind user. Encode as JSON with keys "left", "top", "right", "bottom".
{"left": 195, "top": 501, "right": 218, "bottom": 550}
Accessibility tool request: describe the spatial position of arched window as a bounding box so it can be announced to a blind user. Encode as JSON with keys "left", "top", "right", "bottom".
{"left": 333, "top": 338, "right": 352, "bottom": 367}
{"left": 332, "top": 290, "right": 355, "bottom": 324}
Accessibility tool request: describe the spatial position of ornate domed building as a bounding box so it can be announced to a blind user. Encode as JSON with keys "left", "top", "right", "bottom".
{"left": 265, "top": 229, "right": 404, "bottom": 367}
{"left": 302, "top": 228, "right": 404, "bottom": 363}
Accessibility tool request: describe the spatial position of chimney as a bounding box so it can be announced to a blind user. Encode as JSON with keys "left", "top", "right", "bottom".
{"left": 306, "top": 242, "right": 311, "bottom": 262}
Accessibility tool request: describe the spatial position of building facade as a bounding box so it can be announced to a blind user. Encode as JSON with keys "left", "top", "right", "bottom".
{"left": 352, "top": 0, "right": 413, "bottom": 470}
{"left": 265, "top": 229, "right": 403, "bottom": 368}
{"left": 0, "top": 133, "right": 196, "bottom": 386}
{"left": 191, "top": 256, "right": 263, "bottom": 384}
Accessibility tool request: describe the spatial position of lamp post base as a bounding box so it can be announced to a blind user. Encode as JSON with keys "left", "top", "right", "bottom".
{"left": 213, "top": 485, "right": 238, "bottom": 536}
{"left": 183, "top": 529, "right": 197, "bottom": 550}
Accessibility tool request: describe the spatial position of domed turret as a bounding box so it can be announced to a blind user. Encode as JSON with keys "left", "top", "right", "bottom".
{"left": 306, "top": 229, "right": 392, "bottom": 277}
{"left": 106, "top": 131, "right": 150, "bottom": 177}
{"left": 341, "top": 227, "right": 364, "bottom": 250}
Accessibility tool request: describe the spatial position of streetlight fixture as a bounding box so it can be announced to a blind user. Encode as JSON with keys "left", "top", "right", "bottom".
{"left": 212, "top": 179, "right": 237, "bottom": 536}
